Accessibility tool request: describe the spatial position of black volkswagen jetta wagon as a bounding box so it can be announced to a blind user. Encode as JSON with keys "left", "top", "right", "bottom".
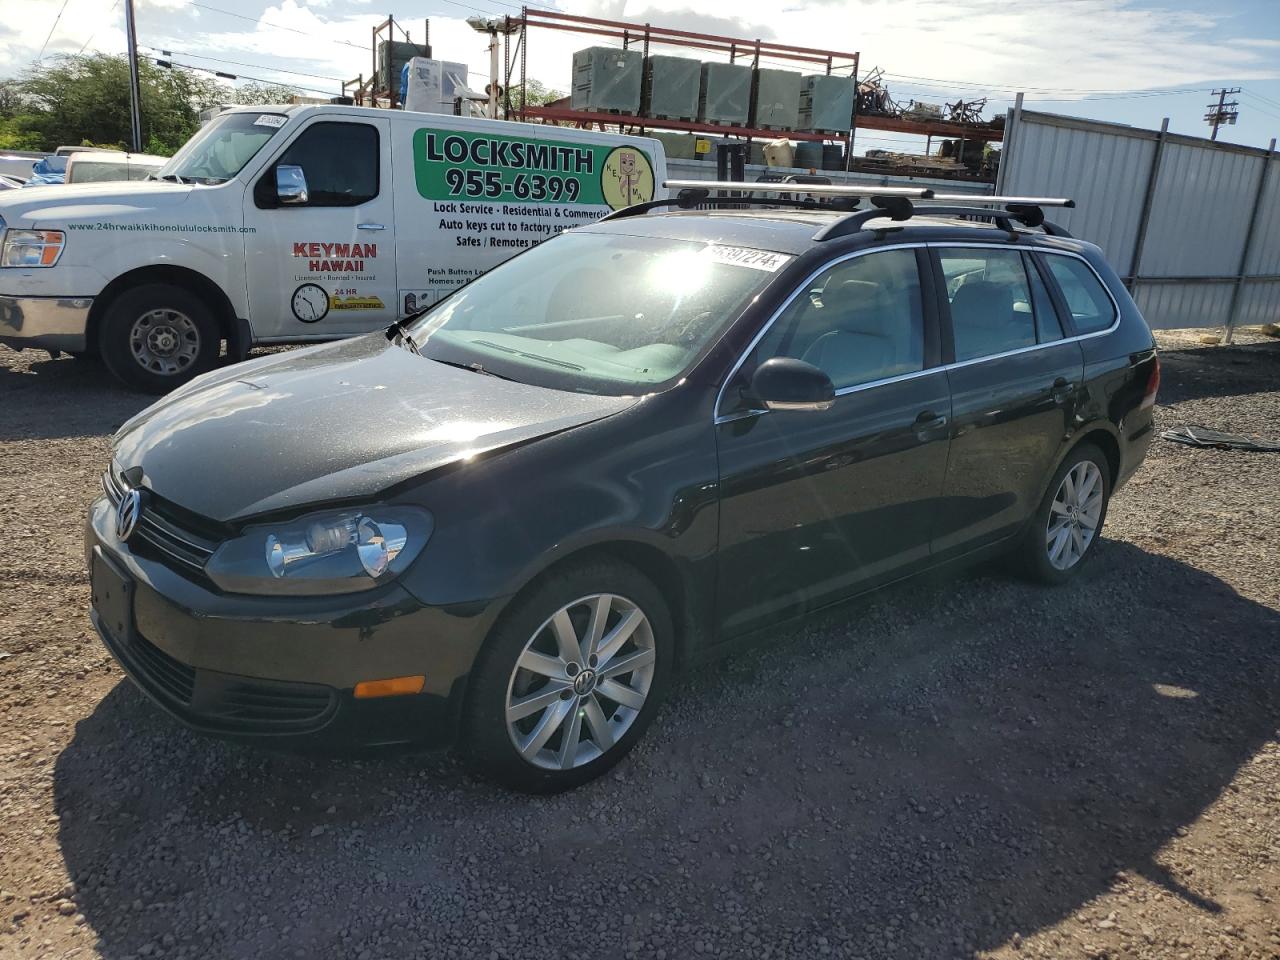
{"left": 87, "top": 193, "right": 1159, "bottom": 791}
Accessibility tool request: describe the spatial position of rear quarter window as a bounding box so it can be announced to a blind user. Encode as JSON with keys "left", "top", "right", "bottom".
{"left": 1043, "top": 255, "right": 1116, "bottom": 335}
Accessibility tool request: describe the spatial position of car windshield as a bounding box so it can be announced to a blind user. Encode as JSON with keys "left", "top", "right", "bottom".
{"left": 406, "top": 232, "right": 788, "bottom": 396}
{"left": 155, "top": 111, "right": 286, "bottom": 184}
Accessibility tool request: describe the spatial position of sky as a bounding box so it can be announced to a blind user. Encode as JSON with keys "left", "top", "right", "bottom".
{"left": 3, "top": 0, "right": 1279, "bottom": 155}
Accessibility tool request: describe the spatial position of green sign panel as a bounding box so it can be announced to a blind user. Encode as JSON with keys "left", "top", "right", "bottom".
{"left": 412, "top": 127, "right": 655, "bottom": 210}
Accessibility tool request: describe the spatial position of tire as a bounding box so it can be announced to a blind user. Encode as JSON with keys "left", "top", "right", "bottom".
{"left": 98, "top": 283, "right": 220, "bottom": 393}
{"left": 461, "top": 559, "right": 673, "bottom": 793}
{"left": 1014, "top": 443, "right": 1111, "bottom": 585}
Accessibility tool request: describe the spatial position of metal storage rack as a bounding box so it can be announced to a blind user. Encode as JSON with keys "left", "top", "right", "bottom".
{"left": 494, "top": 8, "right": 1005, "bottom": 180}
{"left": 507, "top": 9, "right": 861, "bottom": 148}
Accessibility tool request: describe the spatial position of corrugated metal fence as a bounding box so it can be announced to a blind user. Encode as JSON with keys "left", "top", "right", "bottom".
{"left": 997, "top": 108, "right": 1278, "bottom": 332}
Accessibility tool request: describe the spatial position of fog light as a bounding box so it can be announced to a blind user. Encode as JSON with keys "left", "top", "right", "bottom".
{"left": 354, "top": 675, "right": 426, "bottom": 699}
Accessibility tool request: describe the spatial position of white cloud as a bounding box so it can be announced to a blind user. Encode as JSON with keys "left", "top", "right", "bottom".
{"left": 0, "top": 0, "right": 127, "bottom": 76}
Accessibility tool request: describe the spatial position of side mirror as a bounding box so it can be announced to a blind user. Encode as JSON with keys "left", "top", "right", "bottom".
{"left": 748, "top": 357, "right": 835, "bottom": 412}
{"left": 276, "top": 165, "right": 308, "bottom": 205}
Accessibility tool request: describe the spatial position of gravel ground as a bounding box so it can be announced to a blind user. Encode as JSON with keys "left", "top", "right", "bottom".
{"left": 0, "top": 331, "right": 1278, "bottom": 960}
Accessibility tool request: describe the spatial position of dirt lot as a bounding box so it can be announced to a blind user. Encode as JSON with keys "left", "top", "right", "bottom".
{"left": 0, "top": 332, "right": 1277, "bottom": 960}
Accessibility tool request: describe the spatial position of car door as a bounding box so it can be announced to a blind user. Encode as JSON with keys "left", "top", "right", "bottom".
{"left": 714, "top": 247, "right": 952, "bottom": 638}
{"left": 243, "top": 116, "right": 397, "bottom": 338}
{"left": 931, "top": 246, "right": 1085, "bottom": 558}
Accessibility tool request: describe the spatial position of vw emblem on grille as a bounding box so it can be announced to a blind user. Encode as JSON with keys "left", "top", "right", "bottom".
{"left": 116, "top": 487, "right": 142, "bottom": 542}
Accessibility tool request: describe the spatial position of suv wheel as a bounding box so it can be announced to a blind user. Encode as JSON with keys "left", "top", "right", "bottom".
{"left": 462, "top": 559, "right": 672, "bottom": 792}
{"left": 99, "top": 283, "right": 220, "bottom": 393}
{"left": 1016, "top": 443, "right": 1111, "bottom": 584}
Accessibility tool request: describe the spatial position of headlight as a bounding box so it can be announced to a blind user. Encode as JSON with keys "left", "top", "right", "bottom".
{"left": 205, "top": 506, "right": 433, "bottom": 596}
{"left": 1, "top": 229, "right": 66, "bottom": 267}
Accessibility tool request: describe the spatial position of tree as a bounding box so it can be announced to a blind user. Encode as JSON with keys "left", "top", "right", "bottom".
{"left": 230, "top": 81, "right": 301, "bottom": 106}
{"left": 14, "top": 53, "right": 226, "bottom": 154}
{"left": 521, "top": 78, "right": 565, "bottom": 108}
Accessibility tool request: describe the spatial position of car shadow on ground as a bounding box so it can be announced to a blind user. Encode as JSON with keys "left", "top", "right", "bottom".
{"left": 52, "top": 540, "right": 1280, "bottom": 958}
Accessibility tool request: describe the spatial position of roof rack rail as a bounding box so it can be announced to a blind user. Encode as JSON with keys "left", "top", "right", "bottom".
{"left": 596, "top": 180, "right": 1075, "bottom": 240}
{"left": 598, "top": 190, "right": 865, "bottom": 222}
{"left": 927, "top": 194, "right": 1075, "bottom": 208}
{"left": 813, "top": 198, "right": 1075, "bottom": 241}
{"left": 663, "top": 179, "right": 935, "bottom": 199}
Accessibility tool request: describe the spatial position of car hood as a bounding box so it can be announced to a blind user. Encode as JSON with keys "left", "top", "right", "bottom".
{"left": 0, "top": 180, "right": 193, "bottom": 225}
{"left": 113, "top": 336, "right": 637, "bottom": 523}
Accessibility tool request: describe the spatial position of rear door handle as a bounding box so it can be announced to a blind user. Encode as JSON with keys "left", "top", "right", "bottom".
{"left": 1050, "top": 376, "right": 1073, "bottom": 404}
{"left": 357, "top": 223, "right": 386, "bottom": 231}
{"left": 914, "top": 409, "right": 948, "bottom": 435}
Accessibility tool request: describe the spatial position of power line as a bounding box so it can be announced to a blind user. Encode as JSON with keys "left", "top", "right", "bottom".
{"left": 153, "top": 56, "right": 338, "bottom": 98}
{"left": 186, "top": 1, "right": 368, "bottom": 51}
{"left": 78, "top": 0, "right": 122, "bottom": 56}
{"left": 143, "top": 46, "right": 343, "bottom": 82}
{"left": 1243, "top": 86, "right": 1280, "bottom": 112}
{"left": 1239, "top": 92, "right": 1280, "bottom": 122}
{"left": 37, "top": 0, "right": 73, "bottom": 60}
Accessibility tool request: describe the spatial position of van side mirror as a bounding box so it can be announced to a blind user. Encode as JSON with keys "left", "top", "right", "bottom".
{"left": 276, "top": 165, "right": 309, "bottom": 205}
{"left": 748, "top": 357, "right": 835, "bottom": 412}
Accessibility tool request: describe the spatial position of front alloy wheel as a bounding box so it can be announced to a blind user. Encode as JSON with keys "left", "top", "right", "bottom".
{"left": 463, "top": 559, "right": 671, "bottom": 792}
{"left": 506, "top": 594, "right": 656, "bottom": 771}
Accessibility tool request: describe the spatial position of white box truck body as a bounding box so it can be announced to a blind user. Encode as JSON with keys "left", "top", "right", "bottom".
{"left": 0, "top": 105, "right": 666, "bottom": 391}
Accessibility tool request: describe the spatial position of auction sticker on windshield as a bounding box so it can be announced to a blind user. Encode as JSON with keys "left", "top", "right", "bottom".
{"left": 704, "top": 246, "right": 792, "bottom": 272}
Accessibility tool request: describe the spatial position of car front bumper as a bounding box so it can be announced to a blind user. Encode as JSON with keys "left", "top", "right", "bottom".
{"left": 0, "top": 294, "right": 93, "bottom": 353}
{"left": 85, "top": 495, "right": 488, "bottom": 750}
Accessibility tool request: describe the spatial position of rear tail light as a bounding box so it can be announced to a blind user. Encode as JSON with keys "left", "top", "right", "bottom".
{"left": 1140, "top": 355, "right": 1160, "bottom": 409}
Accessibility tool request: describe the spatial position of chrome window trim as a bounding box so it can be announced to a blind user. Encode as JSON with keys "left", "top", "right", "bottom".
{"left": 712, "top": 240, "right": 1122, "bottom": 424}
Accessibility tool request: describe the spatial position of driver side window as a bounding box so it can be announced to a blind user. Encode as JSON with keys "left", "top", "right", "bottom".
{"left": 255, "top": 122, "right": 379, "bottom": 208}
{"left": 750, "top": 249, "right": 925, "bottom": 391}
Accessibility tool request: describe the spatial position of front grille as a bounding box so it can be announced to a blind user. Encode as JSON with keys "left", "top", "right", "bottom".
{"left": 200, "top": 677, "right": 337, "bottom": 727}
{"left": 129, "top": 629, "right": 197, "bottom": 703}
{"left": 103, "top": 469, "right": 219, "bottom": 576}
{"left": 102, "top": 623, "right": 339, "bottom": 734}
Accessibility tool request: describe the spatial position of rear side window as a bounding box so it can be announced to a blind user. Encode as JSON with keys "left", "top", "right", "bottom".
{"left": 258, "top": 121, "right": 379, "bottom": 207}
{"left": 938, "top": 248, "right": 1041, "bottom": 361}
{"left": 1043, "top": 255, "right": 1116, "bottom": 334}
{"left": 750, "top": 248, "right": 925, "bottom": 390}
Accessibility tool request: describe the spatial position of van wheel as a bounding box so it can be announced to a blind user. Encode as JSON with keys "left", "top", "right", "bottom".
{"left": 99, "top": 284, "right": 220, "bottom": 393}
{"left": 461, "top": 559, "right": 673, "bottom": 793}
{"left": 1014, "top": 443, "right": 1111, "bottom": 585}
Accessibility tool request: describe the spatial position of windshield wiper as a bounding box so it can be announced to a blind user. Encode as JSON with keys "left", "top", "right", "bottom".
{"left": 429, "top": 357, "right": 518, "bottom": 382}
{"left": 385, "top": 318, "right": 420, "bottom": 355}
{"left": 153, "top": 173, "right": 186, "bottom": 184}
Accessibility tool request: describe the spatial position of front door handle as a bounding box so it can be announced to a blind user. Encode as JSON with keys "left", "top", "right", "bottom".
{"left": 1050, "top": 377, "right": 1073, "bottom": 404}
{"left": 357, "top": 223, "right": 386, "bottom": 231}
{"left": 914, "top": 409, "right": 948, "bottom": 435}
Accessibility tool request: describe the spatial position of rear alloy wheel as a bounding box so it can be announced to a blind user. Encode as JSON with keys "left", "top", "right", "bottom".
{"left": 1045, "top": 460, "right": 1104, "bottom": 571}
{"left": 99, "top": 283, "right": 220, "bottom": 393}
{"left": 463, "top": 560, "right": 672, "bottom": 792}
{"left": 1015, "top": 443, "right": 1111, "bottom": 584}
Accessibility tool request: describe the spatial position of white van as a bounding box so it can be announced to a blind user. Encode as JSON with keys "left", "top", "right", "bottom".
{"left": 0, "top": 105, "right": 666, "bottom": 391}
{"left": 65, "top": 150, "right": 168, "bottom": 184}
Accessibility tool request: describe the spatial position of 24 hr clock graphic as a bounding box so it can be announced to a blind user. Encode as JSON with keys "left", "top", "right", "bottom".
{"left": 291, "top": 283, "right": 330, "bottom": 323}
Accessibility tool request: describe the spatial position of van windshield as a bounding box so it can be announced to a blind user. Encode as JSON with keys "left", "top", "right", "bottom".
{"left": 406, "top": 232, "right": 789, "bottom": 396}
{"left": 156, "top": 111, "right": 286, "bottom": 184}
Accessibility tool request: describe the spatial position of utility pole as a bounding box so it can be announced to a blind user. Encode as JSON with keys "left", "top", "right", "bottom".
{"left": 467, "top": 16, "right": 519, "bottom": 119}
{"left": 124, "top": 0, "right": 143, "bottom": 152}
{"left": 1204, "top": 87, "right": 1240, "bottom": 141}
